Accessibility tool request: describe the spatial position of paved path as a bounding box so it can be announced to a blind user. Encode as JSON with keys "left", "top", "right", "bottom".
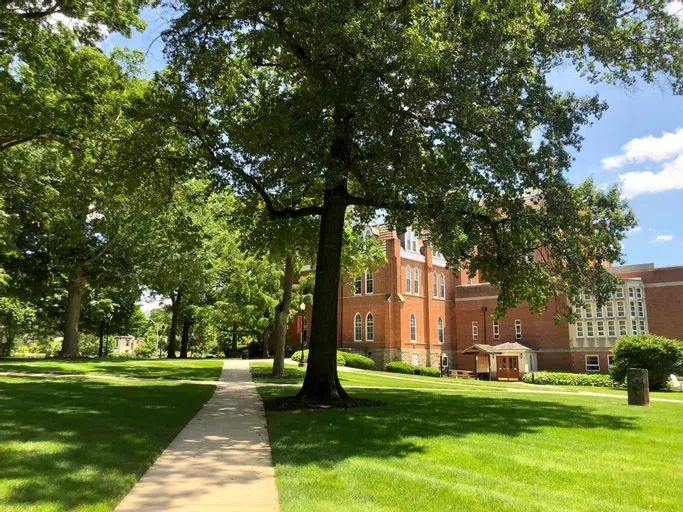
{"left": 116, "top": 360, "right": 279, "bottom": 512}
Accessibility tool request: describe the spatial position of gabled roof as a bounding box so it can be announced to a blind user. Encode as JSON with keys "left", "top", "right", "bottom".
{"left": 462, "top": 344, "right": 501, "bottom": 355}
{"left": 494, "top": 342, "right": 535, "bottom": 352}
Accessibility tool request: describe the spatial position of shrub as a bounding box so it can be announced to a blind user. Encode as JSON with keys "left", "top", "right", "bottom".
{"left": 521, "top": 371, "right": 618, "bottom": 388}
{"left": 247, "top": 340, "right": 263, "bottom": 358}
{"left": 610, "top": 334, "right": 683, "bottom": 390}
{"left": 339, "top": 352, "right": 375, "bottom": 369}
{"left": 386, "top": 361, "right": 441, "bottom": 378}
{"left": 291, "top": 350, "right": 346, "bottom": 366}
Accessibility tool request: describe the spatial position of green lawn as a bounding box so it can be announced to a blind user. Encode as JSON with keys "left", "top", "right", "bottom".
{"left": 0, "top": 376, "right": 215, "bottom": 511}
{"left": 0, "top": 358, "right": 224, "bottom": 381}
{"left": 258, "top": 385, "right": 683, "bottom": 512}
{"left": 250, "top": 362, "right": 683, "bottom": 400}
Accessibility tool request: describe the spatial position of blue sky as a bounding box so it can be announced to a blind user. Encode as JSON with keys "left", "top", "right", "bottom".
{"left": 104, "top": 5, "right": 683, "bottom": 267}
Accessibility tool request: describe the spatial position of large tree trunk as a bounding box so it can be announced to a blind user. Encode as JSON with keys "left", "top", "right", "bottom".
{"left": 167, "top": 289, "right": 182, "bottom": 359}
{"left": 62, "top": 260, "right": 86, "bottom": 358}
{"left": 180, "top": 314, "right": 191, "bottom": 359}
{"left": 98, "top": 321, "right": 105, "bottom": 358}
{"left": 272, "top": 254, "right": 295, "bottom": 377}
{"left": 2, "top": 330, "right": 14, "bottom": 356}
{"left": 297, "top": 184, "right": 348, "bottom": 402}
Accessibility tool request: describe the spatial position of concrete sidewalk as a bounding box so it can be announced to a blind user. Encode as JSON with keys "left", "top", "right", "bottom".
{"left": 116, "top": 360, "right": 279, "bottom": 511}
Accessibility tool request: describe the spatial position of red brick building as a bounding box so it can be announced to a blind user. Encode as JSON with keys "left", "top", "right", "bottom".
{"left": 286, "top": 227, "right": 683, "bottom": 379}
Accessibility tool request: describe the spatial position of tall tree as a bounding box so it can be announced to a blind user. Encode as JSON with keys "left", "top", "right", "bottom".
{"left": 163, "top": 1, "right": 682, "bottom": 401}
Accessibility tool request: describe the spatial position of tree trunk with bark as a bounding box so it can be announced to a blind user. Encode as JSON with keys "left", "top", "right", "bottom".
{"left": 272, "top": 254, "right": 295, "bottom": 377}
{"left": 98, "top": 321, "right": 104, "bottom": 358}
{"left": 297, "top": 183, "right": 348, "bottom": 402}
{"left": 62, "top": 260, "right": 86, "bottom": 357}
{"left": 180, "top": 314, "right": 191, "bottom": 358}
{"left": 167, "top": 289, "right": 182, "bottom": 358}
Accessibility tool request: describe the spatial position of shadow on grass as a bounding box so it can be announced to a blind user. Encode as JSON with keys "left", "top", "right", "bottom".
{"left": 0, "top": 377, "right": 214, "bottom": 511}
{"left": 258, "top": 387, "right": 638, "bottom": 469}
{"left": 0, "top": 358, "right": 223, "bottom": 381}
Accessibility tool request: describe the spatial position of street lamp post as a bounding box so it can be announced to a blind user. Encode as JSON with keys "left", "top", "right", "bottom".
{"left": 298, "top": 302, "right": 306, "bottom": 367}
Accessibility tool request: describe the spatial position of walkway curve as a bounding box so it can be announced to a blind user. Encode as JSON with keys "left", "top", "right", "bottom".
{"left": 115, "top": 360, "right": 279, "bottom": 511}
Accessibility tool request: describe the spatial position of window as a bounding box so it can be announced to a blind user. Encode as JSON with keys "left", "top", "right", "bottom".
{"left": 410, "top": 314, "right": 417, "bottom": 342}
{"left": 585, "top": 305, "right": 593, "bottom": 319}
{"left": 405, "top": 265, "right": 411, "bottom": 293}
{"left": 354, "top": 275, "right": 362, "bottom": 295}
{"left": 608, "top": 320, "right": 616, "bottom": 337}
{"left": 615, "top": 287, "right": 624, "bottom": 299}
{"left": 472, "top": 321, "right": 479, "bottom": 341}
{"left": 366, "top": 313, "right": 374, "bottom": 341}
{"left": 608, "top": 355, "right": 615, "bottom": 370}
{"left": 631, "top": 319, "right": 638, "bottom": 334}
{"left": 586, "top": 321, "right": 594, "bottom": 337}
{"left": 414, "top": 268, "right": 420, "bottom": 295}
{"left": 515, "top": 320, "right": 522, "bottom": 340}
{"left": 619, "top": 320, "right": 627, "bottom": 336}
{"left": 439, "top": 273, "right": 446, "bottom": 298}
{"left": 639, "top": 320, "right": 646, "bottom": 334}
{"left": 637, "top": 301, "right": 644, "bottom": 317}
{"left": 597, "top": 320, "right": 604, "bottom": 337}
{"left": 606, "top": 303, "right": 614, "bottom": 318}
{"left": 630, "top": 301, "right": 636, "bottom": 317}
{"left": 617, "top": 301, "right": 625, "bottom": 318}
{"left": 596, "top": 306, "right": 603, "bottom": 319}
{"left": 467, "top": 275, "right": 473, "bottom": 286}
{"left": 576, "top": 322, "right": 584, "bottom": 338}
{"left": 432, "top": 271, "right": 438, "bottom": 298}
{"left": 636, "top": 288, "right": 643, "bottom": 299}
{"left": 354, "top": 314, "right": 362, "bottom": 342}
{"left": 629, "top": 287, "right": 635, "bottom": 299}
{"left": 441, "top": 354, "right": 448, "bottom": 368}
{"left": 438, "top": 317, "right": 444, "bottom": 343}
{"left": 404, "top": 227, "right": 419, "bottom": 252}
{"left": 365, "top": 270, "right": 374, "bottom": 294}
{"left": 584, "top": 292, "right": 593, "bottom": 301}
{"left": 125, "top": 339, "right": 130, "bottom": 347}
{"left": 585, "top": 355, "right": 600, "bottom": 373}
{"left": 493, "top": 321, "right": 500, "bottom": 340}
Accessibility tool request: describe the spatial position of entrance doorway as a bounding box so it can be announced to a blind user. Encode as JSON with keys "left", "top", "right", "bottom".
{"left": 497, "top": 355, "right": 520, "bottom": 381}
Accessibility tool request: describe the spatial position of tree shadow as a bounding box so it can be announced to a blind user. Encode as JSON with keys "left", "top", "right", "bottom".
{"left": 0, "top": 378, "right": 214, "bottom": 511}
{"left": 258, "top": 387, "right": 639, "bottom": 469}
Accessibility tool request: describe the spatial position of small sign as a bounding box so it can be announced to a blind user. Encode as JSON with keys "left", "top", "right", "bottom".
{"left": 296, "top": 316, "right": 302, "bottom": 334}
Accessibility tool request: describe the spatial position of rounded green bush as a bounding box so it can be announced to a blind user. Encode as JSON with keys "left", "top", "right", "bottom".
{"left": 291, "top": 350, "right": 346, "bottom": 366}
{"left": 339, "top": 352, "right": 375, "bottom": 369}
{"left": 521, "top": 371, "right": 618, "bottom": 388}
{"left": 610, "top": 334, "right": 683, "bottom": 390}
{"left": 386, "top": 361, "right": 441, "bottom": 378}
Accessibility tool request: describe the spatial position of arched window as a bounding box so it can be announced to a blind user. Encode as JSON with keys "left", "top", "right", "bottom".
{"left": 410, "top": 314, "right": 417, "bottom": 342}
{"left": 405, "top": 265, "right": 411, "bottom": 293}
{"left": 439, "top": 273, "right": 445, "bottom": 298}
{"left": 366, "top": 313, "right": 374, "bottom": 341}
{"left": 438, "top": 317, "right": 444, "bottom": 343}
{"left": 413, "top": 268, "right": 420, "bottom": 295}
{"left": 365, "top": 269, "right": 374, "bottom": 294}
{"left": 354, "top": 274, "right": 362, "bottom": 295}
{"left": 432, "top": 271, "right": 438, "bottom": 298}
{"left": 354, "top": 313, "right": 362, "bottom": 342}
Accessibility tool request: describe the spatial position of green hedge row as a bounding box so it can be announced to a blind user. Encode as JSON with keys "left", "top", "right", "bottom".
{"left": 291, "top": 350, "right": 375, "bottom": 369}
{"left": 521, "top": 371, "right": 619, "bottom": 388}
{"left": 386, "top": 361, "right": 441, "bottom": 378}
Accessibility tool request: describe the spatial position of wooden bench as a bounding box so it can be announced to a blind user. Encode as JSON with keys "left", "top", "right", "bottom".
{"left": 445, "top": 369, "right": 477, "bottom": 379}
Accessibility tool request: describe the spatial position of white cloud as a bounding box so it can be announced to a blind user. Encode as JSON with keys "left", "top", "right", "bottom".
{"left": 602, "top": 128, "right": 683, "bottom": 170}
{"left": 626, "top": 227, "right": 642, "bottom": 234}
{"left": 619, "top": 154, "right": 683, "bottom": 199}
{"left": 669, "top": 1, "right": 683, "bottom": 17}
{"left": 652, "top": 235, "right": 675, "bottom": 243}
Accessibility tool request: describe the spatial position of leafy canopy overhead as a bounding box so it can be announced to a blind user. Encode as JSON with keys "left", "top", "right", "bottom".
{"left": 163, "top": 0, "right": 683, "bottom": 318}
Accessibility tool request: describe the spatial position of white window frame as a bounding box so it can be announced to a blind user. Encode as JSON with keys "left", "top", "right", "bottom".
{"left": 630, "top": 301, "right": 636, "bottom": 317}
{"left": 619, "top": 319, "right": 627, "bottom": 336}
{"left": 515, "top": 320, "right": 522, "bottom": 340}
{"left": 606, "top": 303, "right": 614, "bottom": 318}
{"left": 467, "top": 276, "right": 473, "bottom": 286}
{"left": 576, "top": 321, "right": 584, "bottom": 338}
{"left": 437, "top": 317, "right": 444, "bottom": 344}
{"left": 472, "top": 321, "right": 479, "bottom": 341}
{"left": 631, "top": 319, "right": 638, "bottom": 334}
{"left": 354, "top": 313, "right": 362, "bottom": 342}
{"left": 597, "top": 320, "right": 605, "bottom": 337}
{"left": 365, "top": 270, "right": 374, "bottom": 295}
{"left": 439, "top": 273, "right": 445, "bottom": 298}
{"left": 636, "top": 288, "right": 643, "bottom": 299}
{"left": 410, "top": 314, "right": 417, "bottom": 342}
{"left": 629, "top": 287, "right": 635, "bottom": 299}
{"left": 637, "top": 301, "right": 644, "bottom": 318}
{"left": 585, "top": 355, "right": 600, "bottom": 373}
{"left": 639, "top": 319, "right": 646, "bottom": 334}
{"left": 617, "top": 301, "right": 625, "bottom": 318}
{"left": 493, "top": 321, "right": 500, "bottom": 340}
{"left": 405, "top": 265, "right": 411, "bottom": 294}
{"left": 595, "top": 306, "right": 603, "bottom": 319}
{"left": 365, "top": 313, "right": 374, "bottom": 342}
{"left": 432, "top": 271, "right": 438, "bottom": 298}
{"left": 354, "top": 275, "right": 362, "bottom": 295}
{"left": 586, "top": 321, "right": 594, "bottom": 337}
{"left": 608, "top": 355, "right": 615, "bottom": 370}
{"left": 585, "top": 304, "right": 593, "bottom": 319}
{"left": 615, "top": 287, "right": 624, "bottom": 299}
{"left": 607, "top": 320, "right": 616, "bottom": 337}
{"left": 414, "top": 268, "right": 420, "bottom": 295}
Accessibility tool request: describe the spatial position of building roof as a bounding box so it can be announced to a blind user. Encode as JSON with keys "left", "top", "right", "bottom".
{"left": 494, "top": 342, "right": 535, "bottom": 352}
{"left": 462, "top": 344, "right": 502, "bottom": 355}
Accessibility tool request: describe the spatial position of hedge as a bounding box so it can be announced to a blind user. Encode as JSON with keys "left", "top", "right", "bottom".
{"left": 610, "top": 334, "right": 683, "bottom": 390}
{"left": 340, "top": 352, "right": 375, "bottom": 370}
{"left": 386, "top": 361, "right": 441, "bottom": 378}
{"left": 521, "top": 371, "right": 619, "bottom": 388}
{"left": 291, "top": 350, "right": 346, "bottom": 366}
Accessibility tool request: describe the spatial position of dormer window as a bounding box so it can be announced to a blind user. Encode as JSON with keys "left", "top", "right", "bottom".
{"left": 402, "top": 226, "right": 419, "bottom": 253}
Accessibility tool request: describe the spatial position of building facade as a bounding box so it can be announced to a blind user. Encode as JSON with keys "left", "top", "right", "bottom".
{"left": 285, "top": 227, "right": 683, "bottom": 378}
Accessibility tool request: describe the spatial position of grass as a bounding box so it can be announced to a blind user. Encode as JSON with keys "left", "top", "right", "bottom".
{"left": 0, "top": 358, "right": 224, "bottom": 381}
{"left": 0, "top": 376, "right": 215, "bottom": 511}
{"left": 258, "top": 384, "right": 683, "bottom": 512}
{"left": 250, "top": 362, "right": 683, "bottom": 399}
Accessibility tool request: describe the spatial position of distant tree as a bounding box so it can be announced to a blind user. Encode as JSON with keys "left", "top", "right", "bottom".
{"left": 611, "top": 335, "right": 683, "bottom": 391}
{"left": 0, "top": 296, "right": 36, "bottom": 355}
